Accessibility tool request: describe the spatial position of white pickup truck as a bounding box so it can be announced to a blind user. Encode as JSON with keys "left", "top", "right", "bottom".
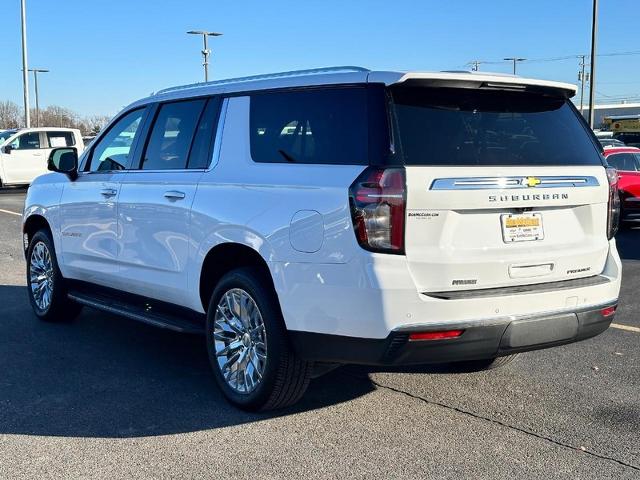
{"left": 0, "top": 127, "right": 83, "bottom": 187}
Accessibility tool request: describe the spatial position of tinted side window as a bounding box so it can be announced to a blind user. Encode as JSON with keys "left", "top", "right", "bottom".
{"left": 12, "top": 132, "right": 41, "bottom": 150}
{"left": 89, "top": 109, "right": 145, "bottom": 172}
{"left": 250, "top": 87, "right": 368, "bottom": 165}
{"left": 187, "top": 98, "right": 221, "bottom": 169}
{"left": 47, "top": 131, "right": 75, "bottom": 147}
{"left": 141, "top": 99, "right": 206, "bottom": 170}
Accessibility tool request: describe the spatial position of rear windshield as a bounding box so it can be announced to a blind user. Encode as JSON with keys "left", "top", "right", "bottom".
{"left": 391, "top": 87, "right": 603, "bottom": 166}
{"left": 606, "top": 152, "right": 640, "bottom": 171}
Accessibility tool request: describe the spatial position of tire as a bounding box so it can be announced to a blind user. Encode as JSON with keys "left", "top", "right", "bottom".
{"left": 26, "top": 229, "right": 83, "bottom": 322}
{"left": 206, "top": 267, "right": 313, "bottom": 411}
{"left": 449, "top": 354, "right": 519, "bottom": 372}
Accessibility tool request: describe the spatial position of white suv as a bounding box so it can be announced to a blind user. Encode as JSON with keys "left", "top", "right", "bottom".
{"left": 0, "top": 127, "right": 83, "bottom": 187}
{"left": 22, "top": 67, "right": 622, "bottom": 410}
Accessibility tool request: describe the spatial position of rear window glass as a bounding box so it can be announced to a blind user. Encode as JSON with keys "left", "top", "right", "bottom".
{"left": 391, "top": 87, "right": 603, "bottom": 166}
{"left": 47, "top": 131, "right": 75, "bottom": 147}
{"left": 250, "top": 87, "right": 368, "bottom": 165}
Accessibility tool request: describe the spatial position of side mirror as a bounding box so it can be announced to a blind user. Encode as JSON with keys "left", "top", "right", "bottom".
{"left": 48, "top": 147, "right": 79, "bottom": 181}
{"left": 3, "top": 144, "right": 13, "bottom": 154}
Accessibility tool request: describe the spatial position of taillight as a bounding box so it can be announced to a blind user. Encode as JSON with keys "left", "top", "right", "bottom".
{"left": 349, "top": 167, "right": 406, "bottom": 254}
{"left": 606, "top": 167, "right": 620, "bottom": 240}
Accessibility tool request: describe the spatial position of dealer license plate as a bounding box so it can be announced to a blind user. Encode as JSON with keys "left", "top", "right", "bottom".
{"left": 501, "top": 213, "right": 544, "bottom": 243}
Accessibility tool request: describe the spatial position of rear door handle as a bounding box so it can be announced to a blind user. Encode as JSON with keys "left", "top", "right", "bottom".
{"left": 164, "top": 191, "right": 186, "bottom": 200}
{"left": 100, "top": 188, "right": 117, "bottom": 197}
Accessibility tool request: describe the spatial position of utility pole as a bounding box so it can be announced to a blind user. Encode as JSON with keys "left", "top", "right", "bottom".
{"left": 504, "top": 57, "right": 526, "bottom": 75}
{"left": 187, "top": 30, "right": 223, "bottom": 82}
{"left": 20, "top": 0, "right": 30, "bottom": 128}
{"left": 588, "top": 0, "right": 599, "bottom": 128}
{"left": 28, "top": 68, "right": 49, "bottom": 127}
{"left": 577, "top": 55, "right": 588, "bottom": 118}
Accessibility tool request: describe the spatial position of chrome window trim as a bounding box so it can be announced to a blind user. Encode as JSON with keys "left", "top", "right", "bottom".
{"left": 430, "top": 176, "right": 600, "bottom": 190}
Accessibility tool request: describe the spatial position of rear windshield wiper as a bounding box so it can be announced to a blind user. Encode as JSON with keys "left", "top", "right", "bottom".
{"left": 278, "top": 149, "right": 297, "bottom": 163}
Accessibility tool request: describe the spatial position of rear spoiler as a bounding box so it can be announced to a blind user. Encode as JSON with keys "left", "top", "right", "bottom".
{"left": 368, "top": 71, "right": 577, "bottom": 99}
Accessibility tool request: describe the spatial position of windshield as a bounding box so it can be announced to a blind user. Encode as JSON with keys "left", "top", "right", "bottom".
{"left": 0, "top": 131, "right": 15, "bottom": 145}
{"left": 390, "top": 87, "right": 603, "bottom": 166}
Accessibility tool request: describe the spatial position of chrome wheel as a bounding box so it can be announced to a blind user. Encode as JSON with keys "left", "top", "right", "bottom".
{"left": 29, "top": 241, "right": 54, "bottom": 311}
{"left": 213, "top": 288, "right": 267, "bottom": 394}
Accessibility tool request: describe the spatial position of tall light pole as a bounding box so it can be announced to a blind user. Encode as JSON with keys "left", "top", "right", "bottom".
{"left": 28, "top": 68, "right": 49, "bottom": 127}
{"left": 20, "top": 0, "right": 30, "bottom": 128}
{"left": 588, "top": 0, "right": 599, "bottom": 128}
{"left": 577, "top": 55, "right": 588, "bottom": 119}
{"left": 504, "top": 57, "right": 526, "bottom": 75}
{"left": 187, "top": 30, "right": 223, "bottom": 82}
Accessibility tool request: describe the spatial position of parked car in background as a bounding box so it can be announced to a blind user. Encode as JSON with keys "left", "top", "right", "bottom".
{"left": 82, "top": 136, "right": 96, "bottom": 147}
{"left": 0, "top": 127, "right": 84, "bottom": 187}
{"left": 23, "top": 67, "right": 621, "bottom": 410}
{"left": 599, "top": 138, "right": 626, "bottom": 148}
{"left": 604, "top": 146, "right": 640, "bottom": 227}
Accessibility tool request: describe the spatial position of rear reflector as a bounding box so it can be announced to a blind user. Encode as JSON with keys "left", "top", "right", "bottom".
{"left": 601, "top": 306, "right": 617, "bottom": 318}
{"left": 409, "top": 330, "right": 465, "bottom": 341}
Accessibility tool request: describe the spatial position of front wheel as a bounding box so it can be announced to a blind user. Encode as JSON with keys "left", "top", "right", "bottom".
{"left": 26, "top": 229, "right": 82, "bottom": 322}
{"left": 206, "top": 267, "right": 313, "bottom": 411}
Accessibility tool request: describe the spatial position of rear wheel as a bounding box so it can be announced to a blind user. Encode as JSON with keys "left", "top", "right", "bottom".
{"left": 26, "top": 230, "right": 82, "bottom": 322}
{"left": 206, "top": 267, "right": 313, "bottom": 411}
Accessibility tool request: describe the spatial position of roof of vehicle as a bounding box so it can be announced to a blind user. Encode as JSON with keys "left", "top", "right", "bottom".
{"left": 130, "top": 66, "right": 578, "bottom": 109}
{"left": 605, "top": 114, "right": 640, "bottom": 121}
{"left": 603, "top": 146, "right": 640, "bottom": 155}
{"left": 16, "top": 127, "right": 80, "bottom": 132}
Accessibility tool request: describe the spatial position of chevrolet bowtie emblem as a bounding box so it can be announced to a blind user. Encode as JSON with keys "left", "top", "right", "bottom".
{"left": 523, "top": 177, "right": 542, "bottom": 188}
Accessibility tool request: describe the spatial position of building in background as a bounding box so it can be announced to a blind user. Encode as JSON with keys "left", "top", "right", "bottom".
{"left": 577, "top": 103, "right": 640, "bottom": 129}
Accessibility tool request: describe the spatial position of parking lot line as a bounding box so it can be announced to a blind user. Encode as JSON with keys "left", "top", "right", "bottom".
{"left": 0, "top": 208, "right": 21, "bottom": 217}
{"left": 611, "top": 323, "right": 640, "bottom": 334}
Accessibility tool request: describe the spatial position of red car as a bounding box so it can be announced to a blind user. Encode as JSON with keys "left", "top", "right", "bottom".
{"left": 604, "top": 146, "right": 640, "bottom": 226}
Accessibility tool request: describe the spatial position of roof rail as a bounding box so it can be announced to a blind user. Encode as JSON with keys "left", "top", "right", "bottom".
{"left": 155, "top": 66, "right": 370, "bottom": 96}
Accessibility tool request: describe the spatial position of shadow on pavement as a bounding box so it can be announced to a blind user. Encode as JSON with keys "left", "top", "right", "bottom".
{"left": 616, "top": 227, "right": 640, "bottom": 261}
{"left": 0, "top": 186, "right": 28, "bottom": 195}
{"left": 0, "top": 285, "right": 375, "bottom": 439}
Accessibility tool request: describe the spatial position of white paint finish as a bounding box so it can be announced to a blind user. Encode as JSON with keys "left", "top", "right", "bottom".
{"left": 1, "top": 148, "right": 46, "bottom": 184}
{"left": 403, "top": 165, "right": 611, "bottom": 292}
{"left": 58, "top": 172, "right": 122, "bottom": 283}
{"left": 369, "top": 70, "right": 577, "bottom": 95}
{"left": 21, "top": 71, "right": 622, "bottom": 343}
{"left": 274, "top": 245, "right": 621, "bottom": 338}
{"left": 289, "top": 210, "right": 324, "bottom": 253}
{"left": 0, "top": 128, "right": 84, "bottom": 186}
{"left": 115, "top": 170, "right": 203, "bottom": 305}
{"left": 186, "top": 96, "right": 364, "bottom": 312}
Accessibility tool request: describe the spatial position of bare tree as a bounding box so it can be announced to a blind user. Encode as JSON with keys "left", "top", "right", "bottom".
{"left": 2, "top": 99, "right": 111, "bottom": 135}
{"left": 0, "top": 101, "right": 22, "bottom": 129}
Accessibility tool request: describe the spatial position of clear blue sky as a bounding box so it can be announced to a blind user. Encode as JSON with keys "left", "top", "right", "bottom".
{"left": 1, "top": 0, "right": 639, "bottom": 118}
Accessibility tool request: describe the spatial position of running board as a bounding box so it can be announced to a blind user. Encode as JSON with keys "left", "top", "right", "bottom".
{"left": 67, "top": 282, "right": 205, "bottom": 334}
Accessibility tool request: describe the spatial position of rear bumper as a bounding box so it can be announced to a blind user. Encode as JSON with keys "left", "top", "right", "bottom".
{"left": 289, "top": 303, "right": 616, "bottom": 366}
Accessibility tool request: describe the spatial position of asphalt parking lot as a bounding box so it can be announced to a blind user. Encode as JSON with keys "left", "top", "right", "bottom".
{"left": 0, "top": 187, "right": 638, "bottom": 479}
